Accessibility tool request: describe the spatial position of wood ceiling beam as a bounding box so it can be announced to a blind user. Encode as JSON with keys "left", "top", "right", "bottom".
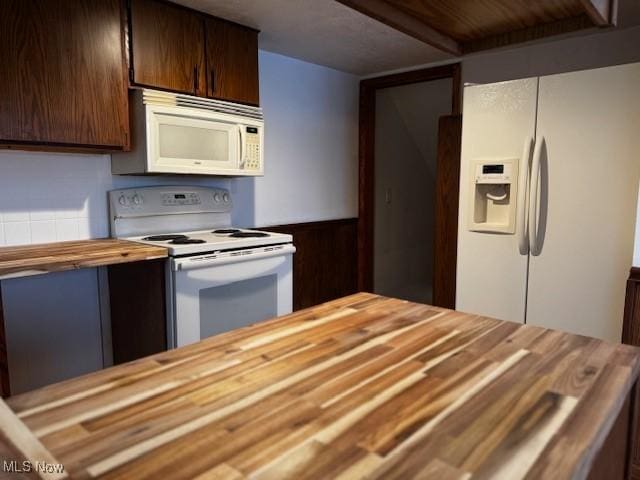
{"left": 579, "top": 0, "right": 618, "bottom": 26}
{"left": 336, "top": 0, "right": 462, "bottom": 56}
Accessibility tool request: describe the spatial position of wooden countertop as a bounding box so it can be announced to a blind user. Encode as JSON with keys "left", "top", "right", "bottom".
{"left": 2, "top": 293, "right": 640, "bottom": 479}
{"left": 0, "top": 239, "right": 168, "bottom": 280}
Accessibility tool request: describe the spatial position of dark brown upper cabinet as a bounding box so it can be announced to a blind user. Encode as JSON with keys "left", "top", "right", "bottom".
{"left": 129, "top": 0, "right": 207, "bottom": 96}
{"left": 129, "top": 0, "right": 259, "bottom": 105}
{"left": 0, "top": 0, "right": 130, "bottom": 151}
{"left": 206, "top": 18, "right": 260, "bottom": 106}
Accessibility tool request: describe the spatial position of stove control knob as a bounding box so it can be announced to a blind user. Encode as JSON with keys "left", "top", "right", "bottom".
{"left": 132, "top": 194, "right": 141, "bottom": 205}
{"left": 118, "top": 195, "right": 127, "bottom": 206}
{"left": 213, "top": 193, "right": 221, "bottom": 202}
{"left": 223, "top": 193, "right": 229, "bottom": 203}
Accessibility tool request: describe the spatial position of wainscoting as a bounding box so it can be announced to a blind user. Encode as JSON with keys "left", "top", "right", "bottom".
{"left": 265, "top": 218, "right": 358, "bottom": 311}
{"left": 622, "top": 267, "right": 640, "bottom": 480}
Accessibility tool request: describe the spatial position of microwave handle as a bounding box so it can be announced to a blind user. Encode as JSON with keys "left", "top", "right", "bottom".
{"left": 238, "top": 125, "right": 246, "bottom": 169}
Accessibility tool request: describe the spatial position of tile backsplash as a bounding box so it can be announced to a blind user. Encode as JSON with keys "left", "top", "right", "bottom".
{"left": 0, "top": 152, "right": 112, "bottom": 245}
{"left": 0, "top": 151, "right": 229, "bottom": 246}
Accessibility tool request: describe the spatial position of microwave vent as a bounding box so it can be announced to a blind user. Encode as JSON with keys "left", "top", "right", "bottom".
{"left": 142, "top": 89, "right": 263, "bottom": 120}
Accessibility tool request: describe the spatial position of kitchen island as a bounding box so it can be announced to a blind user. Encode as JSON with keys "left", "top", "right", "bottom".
{"left": 1, "top": 293, "right": 638, "bottom": 479}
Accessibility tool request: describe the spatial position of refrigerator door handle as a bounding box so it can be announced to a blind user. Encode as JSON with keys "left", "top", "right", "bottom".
{"left": 517, "top": 136, "right": 533, "bottom": 255}
{"left": 528, "top": 136, "right": 544, "bottom": 256}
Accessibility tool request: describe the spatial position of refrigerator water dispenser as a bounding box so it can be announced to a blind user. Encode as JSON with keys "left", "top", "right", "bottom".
{"left": 469, "top": 160, "right": 518, "bottom": 234}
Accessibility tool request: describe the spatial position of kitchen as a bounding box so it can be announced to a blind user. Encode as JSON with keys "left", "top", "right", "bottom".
{"left": 1, "top": 0, "right": 640, "bottom": 478}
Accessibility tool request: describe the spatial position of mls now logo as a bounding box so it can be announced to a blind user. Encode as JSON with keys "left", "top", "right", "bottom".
{"left": 3, "top": 460, "right": 65, "bottom": 475}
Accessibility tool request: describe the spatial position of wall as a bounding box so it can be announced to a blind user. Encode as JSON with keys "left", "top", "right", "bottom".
{"left": 374, "top": 79, "right": 452, "bottom": 303}
{"left": 234, "top": 50, "right": 359, "bottom": 227}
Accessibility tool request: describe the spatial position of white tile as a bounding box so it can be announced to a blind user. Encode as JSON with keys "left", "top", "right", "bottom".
{"left": 4, "top": 222, "right": 31, "bottom": 246}
{"left": 0, "top": 223, "right": 5, "bottom": 246}
{"left": 30, "top": 220, "right": 57, "bottom": 244}
{"left": 77, "top": 219, "right": 94, "bottom": 240}
{"left": 55, "top": 218, "right": 79, "bottom": 241}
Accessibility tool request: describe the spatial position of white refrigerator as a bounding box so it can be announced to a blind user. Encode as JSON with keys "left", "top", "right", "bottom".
{"left": 456, "top": 62, "right": 640, "bottom": 342}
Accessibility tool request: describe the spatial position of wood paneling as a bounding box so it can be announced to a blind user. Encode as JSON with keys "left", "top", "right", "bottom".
{"left": 0, "top": 288, "right": 9, "bottom": 398}
{"left": 0, "top": 0, "right": 129, "bottom": 150}
{"left": 0, "top": 239, "right": 167, "bottom": 281}
{"left": 130, "top": 0, "right": 206, "bottom": 96}
{"left": 384, "top": 0, "right": 585, "bottom": 42}
{"left": 338, "top": 0, "right": 615, "bottom": 55}
{"left": 5, "top": 293, "right": 640, "bottom": 479}
{"left": 108, "top": 259, "right": 167, "bottom": 365}
{"left": 463, "top": 15, "right": 594, "bottom": 53}
{"left": 623, "top": 268, "right": 640, "bottom": 346}
{"left": 264, "top": 219, "right": 358, "bottom": 311}
{"left": 206, "top": 18, "right": 260, "bottom": 105}
{"left": 623, "top": 267, "right": 640, "bottom": 479}
{"left": 433, "top": 115, "right": 462, "bottom": 309}
{"left": 358, "top": 64, "right": 461, "bottom": 294}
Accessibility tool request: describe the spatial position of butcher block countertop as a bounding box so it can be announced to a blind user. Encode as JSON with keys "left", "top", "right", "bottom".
{"left": 0, "top": 239, "right": 168, "bottom": 280}
{"left": 2, "top": 293, "right": 640, "bottom": 479}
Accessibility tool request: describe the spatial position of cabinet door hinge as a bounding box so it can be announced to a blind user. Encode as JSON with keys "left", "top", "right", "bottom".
{"left": 129, "top": 67, "right": 135, "bottom": 84}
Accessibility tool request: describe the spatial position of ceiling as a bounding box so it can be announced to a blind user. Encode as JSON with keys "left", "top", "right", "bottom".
{"left": 172, "top": 0, "right": 453, "bottom": 75}
{"left": 173, "top": 0, "right": 640, "bottom": 76}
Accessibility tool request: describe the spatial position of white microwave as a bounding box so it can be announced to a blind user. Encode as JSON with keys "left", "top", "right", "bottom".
{"left": 112, "top": 89, "right": 264, "bottom": 176}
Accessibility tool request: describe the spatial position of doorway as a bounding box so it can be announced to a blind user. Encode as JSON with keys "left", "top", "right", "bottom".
{"left": 358, "top": 64, "right": 462, "bottom": 307}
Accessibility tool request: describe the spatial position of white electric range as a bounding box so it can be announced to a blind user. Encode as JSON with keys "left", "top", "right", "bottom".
{"left": 109, "top": 185, "right": 295, "bottom": 348}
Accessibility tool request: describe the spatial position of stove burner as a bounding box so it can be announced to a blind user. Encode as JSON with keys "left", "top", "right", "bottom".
{"left": 143, "top": 234, "right": 188, "bottom": 241}
{"left": 170, "top": 238, "right": 207, "bottom": 245}
{"left": 212, "top": 229, "right": 241, "bottom": 234}
{"left": 229, "top": 232, "right": 270, "bottom": 238}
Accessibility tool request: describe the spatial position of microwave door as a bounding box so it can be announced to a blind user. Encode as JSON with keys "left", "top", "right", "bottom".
{"left": 149, "top": 112, "right": 240, "bottom": 174}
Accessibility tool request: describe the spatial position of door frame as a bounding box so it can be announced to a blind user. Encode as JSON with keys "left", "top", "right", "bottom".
{"left": 357, "top": 62, "right": 462, "bottom": 304}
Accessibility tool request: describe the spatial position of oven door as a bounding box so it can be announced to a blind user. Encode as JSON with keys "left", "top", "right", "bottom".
{"left": 168, "top": 245, "right": 295, "bottom": 348}
{"left": 147, "top": 105, "right": 241, "bottom": 175}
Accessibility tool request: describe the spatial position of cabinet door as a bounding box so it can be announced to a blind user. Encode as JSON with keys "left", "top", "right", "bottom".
{"left": 526, "top": 63, "right": 640, "bottom": 342}
{"left": 0, "top": 0, "right": 129, "bottom": 149}
{"left": 130, "top": 0, "right": 206, "bottom": 96}
{"left": 456, "top": 78, "right": 538, "bottom": 323}
{"left": 206, "top": 18, "right": 259, "bottom": 105}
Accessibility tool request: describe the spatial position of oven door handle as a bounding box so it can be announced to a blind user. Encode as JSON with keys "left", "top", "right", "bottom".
{"left": 172, "top": 244, "right": 296, "bottom": 271}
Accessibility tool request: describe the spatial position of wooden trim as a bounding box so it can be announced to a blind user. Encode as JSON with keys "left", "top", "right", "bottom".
{"left": 358, "top": 64, "right": 462, "bottom": 295}
{"left": 579, "top": 0, "right": 616, "bottom": 26}
{"left": 433, "top": 115, "right": 462, "bottom": 309}
{"left": 335, "top": 0, "right": 461, "bottom": 55}
{"left": 0, "top": 285, "right": 10, "bottom": 398}
{"left": 623, "top": 267, "right": 640, "bottom": 346}
{"left": 627, "top": 381, "right": 639, "bottom": 480}
{"left": 462, "top": 15, "right": 595, "bottom": 53}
